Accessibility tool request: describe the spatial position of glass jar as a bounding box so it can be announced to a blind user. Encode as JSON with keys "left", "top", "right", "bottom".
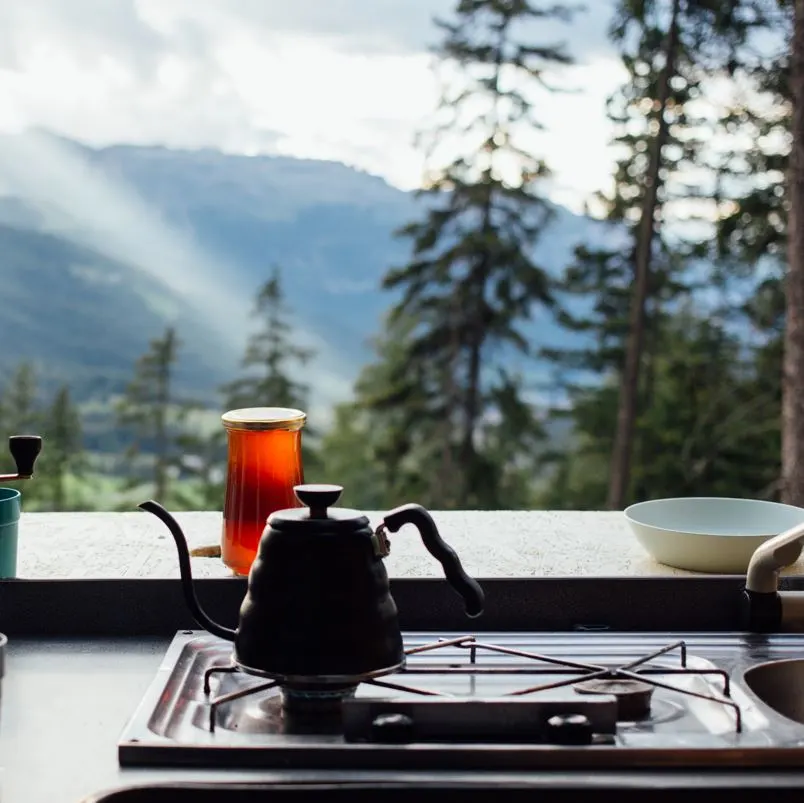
{"left": 221, "top": 407, "right": 306, "bottom": 576}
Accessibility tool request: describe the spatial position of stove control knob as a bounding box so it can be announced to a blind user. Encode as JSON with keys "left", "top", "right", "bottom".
{"left": 545, "top": 713, "right": 593, "bottom": 746}
{"left": 371, "top": 712, "right": 414, "bottom": 743}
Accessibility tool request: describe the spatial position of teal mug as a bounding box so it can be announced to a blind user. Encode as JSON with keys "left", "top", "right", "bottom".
{"left": 0, "top": 487, "right": 21, "bottom": 579}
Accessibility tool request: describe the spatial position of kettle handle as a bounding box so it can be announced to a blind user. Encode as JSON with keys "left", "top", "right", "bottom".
{"left": 382, "top": 504, "right": 484, "bottom": 618}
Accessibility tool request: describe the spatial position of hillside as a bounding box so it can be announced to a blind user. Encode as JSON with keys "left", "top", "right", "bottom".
{"left": 0, "top": 132, "right": 605, "bottom": 419}
{"left": 0, "top": 221, "right": 228, "bottom": 399}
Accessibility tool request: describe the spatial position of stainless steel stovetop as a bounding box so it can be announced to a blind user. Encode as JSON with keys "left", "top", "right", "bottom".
{"left": 118, "top": 630, "right": 804, "bottom": 770}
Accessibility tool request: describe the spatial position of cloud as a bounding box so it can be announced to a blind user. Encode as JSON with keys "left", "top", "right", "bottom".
{"left": 0, "top": 1, "right": 616, "bottom": 85}
{"left": 0, "top": 0, "right": 622, "bottom": 199}
{"left": 176, "top": 0, "right": 615, "bottom": 61}
{"left": 202, "top": 0, "right": 455, "bottom": 54}
{"left": 0, "top": 0, "right": 167, "bottom": 73}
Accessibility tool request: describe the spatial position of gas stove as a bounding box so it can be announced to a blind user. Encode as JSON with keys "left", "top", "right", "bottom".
{"left": 118, "top": 630, "right": 804, "bottom": 770}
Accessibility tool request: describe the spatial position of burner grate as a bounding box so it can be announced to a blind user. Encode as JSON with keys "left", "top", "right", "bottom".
{"left": 202, "top": 636, "right": 742, "bottom": 734}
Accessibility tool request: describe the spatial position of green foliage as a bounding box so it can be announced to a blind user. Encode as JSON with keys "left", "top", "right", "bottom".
{"left": 0, "top": 362, "right": 88, "bottom": 510}
{"left": 343, "top": 0, "right": 575, "bottom": 509}
{"left": 2, "top": 362, "right": 39, "bottom": 434}
{"left": 317, "top": 314, "right": 447, "bottom": 508}
{"left": 541, "top": 305, "right": 781, "bottom": 508}
{"left": 221, "top": 265, "right": 313, "bottom": 414}
{"left": 0, "top": 0, "right": 797, "bottom": 518}
{"left": 115, "top": 326, "right": 196, "bottom": 504}
{"left": 172, "top": 414, "right": 228, "bottom": 511}
{"left": 636, "top": 313, "right": 780, "bottom": 499}
{"left": 316, "top": 403, "right": 395, "bottom": 510}
{"left": 217, "top": 264, "right": 321, "bottom": 493}
{"left": 39, "top": 385, "right": 85, "bottom": 510}
{"left": 542, "top": 0, "right": 787, "bottom": 509}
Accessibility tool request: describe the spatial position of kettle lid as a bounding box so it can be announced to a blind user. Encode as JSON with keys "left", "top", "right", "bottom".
{"left": 268, "top": 484, "right": 369, "bottom": 533}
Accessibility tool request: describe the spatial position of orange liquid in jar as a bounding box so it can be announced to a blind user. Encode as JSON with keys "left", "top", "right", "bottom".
{"left": 221, "top": 425, "right": 304, "bottom": 576}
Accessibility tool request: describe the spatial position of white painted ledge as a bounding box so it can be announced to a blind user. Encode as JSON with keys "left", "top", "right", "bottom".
{"left": 13, "top": 510, "right": 804, "bottom": 580}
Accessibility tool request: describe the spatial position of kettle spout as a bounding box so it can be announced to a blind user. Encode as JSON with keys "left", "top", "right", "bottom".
{"left": 138, "top": 500, "right": 236, "bottom": 641}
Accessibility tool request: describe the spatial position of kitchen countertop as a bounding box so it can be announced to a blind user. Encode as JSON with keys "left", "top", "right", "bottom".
{"left": 7, "top": 510, "right": 804, "bottom": 803}
{"left": 15, "top": 510, "right": 804, "bottom": 579}
{"left": 7, "top": 635, "right": 804, "bottom": 803}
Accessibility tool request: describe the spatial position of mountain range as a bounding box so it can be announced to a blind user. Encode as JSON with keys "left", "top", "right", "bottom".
{"left": 0, "top": 131, "right": 605, "bottom": 422}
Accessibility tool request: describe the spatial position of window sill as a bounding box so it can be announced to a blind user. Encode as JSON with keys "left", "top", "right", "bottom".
{"left": 14, "top": 509, "right": 801, "bottom": 579}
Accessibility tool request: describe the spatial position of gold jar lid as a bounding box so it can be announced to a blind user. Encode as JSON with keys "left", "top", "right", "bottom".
{"left": 221, "top": 407, "right": 307, "bottom": 432}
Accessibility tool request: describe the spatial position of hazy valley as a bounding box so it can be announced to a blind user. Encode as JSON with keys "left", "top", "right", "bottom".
{"left": 0, "top": 131, "right": 606, "bottom": 442}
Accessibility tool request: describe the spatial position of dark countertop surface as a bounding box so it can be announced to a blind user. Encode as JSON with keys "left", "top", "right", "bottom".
{"left": 3, "top": 636, "right": 354, "bottom": 803}
{"left": 8, "top": 635, "right": 804, "bottom": 803}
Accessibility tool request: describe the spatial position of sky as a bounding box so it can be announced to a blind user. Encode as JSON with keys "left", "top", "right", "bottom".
{"left": 0, "top": 0, "right": 626, "bottom": 212}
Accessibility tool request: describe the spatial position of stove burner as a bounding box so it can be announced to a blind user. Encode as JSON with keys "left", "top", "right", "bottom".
{"left": 574, "top": 678, "right": 654, "bottom": 720}
{"left": 199, "top": 635, "right": 743, "bottom": 737}
{"left": 203, "top": 657, "right": 402, "bottom": 727}
{"left": 203, "top": 668, "right": 361, "bottom": 730}
{"left": 281, "top": 685, "right": 357, "bottom": 716}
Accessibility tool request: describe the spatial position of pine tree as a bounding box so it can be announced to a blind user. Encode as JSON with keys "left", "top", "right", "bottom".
{"left": 543, "top": 0, "right": 774, "bottom": 509}
{"left": 41, "top": 385, "right": 84, "bottom": 510}
{"left": 216, "top": 264, "right": 319, "bottom": 485}
{"left": 542, "top": 246, "right": 633, "bottom": 378}
{"left": 360, "top": 0, "right": 575, "bottom": 508}
{"left": 0, "top": 367, "right": 85, "bottom": 510}
{"left": 713, "top": 53, "right": 789, "bottom": 269}
{"left": 347, "top": 313, "right": 455, "bottom": 508}
{"left": 605, "top": 0, "right": 681, "bottom": 509}
{"left": 0, "top": 361, "right": 44, "bottom": 507}
{"left": 317, "top": 403, "right": 397, "bottom": 510}
{"left": 540, "top": 303, "right": 781, "bottom": 507}
{"left": 116, "top": 326, "right": 187, "bottom": 502}
{"left": 2, "top": 361, "right": 39, "bottom": 434}
{"left": 222, "top": 265, "right": 313, "bottom": 412}
{"left": 709, "top": 3, "right": 791, "bottom": 498}
{"left": 635, "top": 308, "right": 779, "bottom": 498}
{"left": 173, "top": 425, "right": 227, "bottom": 510}
{"left": 785, "top": 0, "right": 804, "bottom": 504}
{"left": 538, "top": 0, "right": 784, "bottom": 508}
{"left": 742, "top": 277, "right": 785, "bottom": 498}
{"left": 542, "top": 1, "right": 696, "bottom": 508}
{"left": 603, "top": 0, "right": 719, "bottom": 509}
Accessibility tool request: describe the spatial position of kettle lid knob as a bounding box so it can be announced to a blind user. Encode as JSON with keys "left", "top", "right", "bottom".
{"left": 294, "top": 484, "right": 343, "bottom": 518}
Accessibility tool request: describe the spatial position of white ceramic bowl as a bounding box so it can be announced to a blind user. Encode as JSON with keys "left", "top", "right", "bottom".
{"left": 624, "top": 497, "right": 804, "bottom": 574}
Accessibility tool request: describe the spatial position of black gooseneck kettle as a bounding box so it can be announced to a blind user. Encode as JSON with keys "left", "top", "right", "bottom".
{"left": 139, "top": 484, "right": 484, "bottom": 684}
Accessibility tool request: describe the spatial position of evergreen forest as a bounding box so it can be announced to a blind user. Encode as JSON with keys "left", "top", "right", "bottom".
{"left": 1, "top": 0, "right": 801, "bottom": 515}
